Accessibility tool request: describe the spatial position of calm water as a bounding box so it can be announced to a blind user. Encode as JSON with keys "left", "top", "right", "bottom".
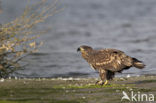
{"left": 0, "top": 0, "right": 156, "bottom": 78}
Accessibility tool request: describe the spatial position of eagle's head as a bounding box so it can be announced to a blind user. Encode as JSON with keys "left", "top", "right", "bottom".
{"left": 77, "top": 45, "right": 93, "bottom": 60}
{"left": 77, "top": 45, "right": 93, "bottom": 53}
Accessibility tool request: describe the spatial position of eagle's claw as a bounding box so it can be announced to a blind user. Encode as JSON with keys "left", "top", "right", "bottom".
{"left": 95, "top": 80, "right": 104, "bottom": 86}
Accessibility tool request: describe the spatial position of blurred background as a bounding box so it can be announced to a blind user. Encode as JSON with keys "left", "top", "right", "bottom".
{"left": 0, "top": 0, "right": 156, "bottom": 78}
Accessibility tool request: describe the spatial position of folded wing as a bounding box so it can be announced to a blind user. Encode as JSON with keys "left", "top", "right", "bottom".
{"left": 88, "top": 49, "right": 132, "bottom": 72}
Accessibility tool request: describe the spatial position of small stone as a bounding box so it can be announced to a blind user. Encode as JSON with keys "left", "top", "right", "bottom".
{"left": 65, "top": 90, "right": 69, "bottom": 93}
{"left": 116, "top": 90, "right": 119, "bottom": 92}
{"left": 0, "top": 78, "right": 4, "bottom": 82}
{"left": 120, "top": 78, "right": 126, "bottom": 81}
{"left": 89, "top": 91, "right": 92, "bottom": 93}
{"left": 14, "top": 77, "right": 17, "bottom": 80}
{"left": 127, "top": 74, "right": 131, "bottom": 78}
{"left": 23, "top": 81, "right": 26, "bottom": 84}
{"left": 82, "top": 96, "right": 86, "bottom": 99}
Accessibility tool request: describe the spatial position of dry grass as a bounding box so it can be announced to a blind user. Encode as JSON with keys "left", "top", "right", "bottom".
{"left": 0, "top": 0, "right": 61, "bottom": 78}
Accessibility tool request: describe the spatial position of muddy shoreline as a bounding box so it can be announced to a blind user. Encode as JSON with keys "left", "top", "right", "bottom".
{"left": 0, "top": 76, "right": 156, "bottom": 103}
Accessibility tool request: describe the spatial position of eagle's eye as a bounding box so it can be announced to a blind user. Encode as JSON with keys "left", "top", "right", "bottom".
{"left": 77, "top": 47, "right": 81, "bottom": 52}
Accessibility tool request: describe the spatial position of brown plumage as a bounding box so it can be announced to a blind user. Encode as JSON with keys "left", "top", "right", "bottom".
{"left": 77, "top": 45, "right": 145, "bottom": 85}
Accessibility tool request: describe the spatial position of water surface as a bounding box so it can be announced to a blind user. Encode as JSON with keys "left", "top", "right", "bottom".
{"left": 0, "top": 0, "right": 156, "bottom": 78}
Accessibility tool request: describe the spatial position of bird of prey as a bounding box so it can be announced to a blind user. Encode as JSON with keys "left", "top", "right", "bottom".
{"left": 77, "top": 45, "right": 145, "bottom": 85}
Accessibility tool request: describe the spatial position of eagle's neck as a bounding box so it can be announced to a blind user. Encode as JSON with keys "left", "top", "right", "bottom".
{"left": 81, "top": 50, "right": 93, "bottom": 60}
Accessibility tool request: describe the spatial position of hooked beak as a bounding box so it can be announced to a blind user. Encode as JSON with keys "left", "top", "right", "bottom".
{"left": 77, "top": 47, "right": 80, "bottom": 52}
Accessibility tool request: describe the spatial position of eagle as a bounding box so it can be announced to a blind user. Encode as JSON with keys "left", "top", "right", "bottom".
{"left": 77, "top": 45, "right": 145, "bottom": 85}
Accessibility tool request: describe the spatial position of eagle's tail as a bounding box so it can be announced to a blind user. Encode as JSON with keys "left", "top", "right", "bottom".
{"left": 132, "top": 58, "right": 145, "bottom": 69}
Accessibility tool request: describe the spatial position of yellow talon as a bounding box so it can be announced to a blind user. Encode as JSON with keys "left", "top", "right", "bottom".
{"left": 104, "top": 80, "right": 108, "bottom": 85}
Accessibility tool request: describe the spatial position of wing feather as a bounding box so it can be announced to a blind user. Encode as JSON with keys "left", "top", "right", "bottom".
{"left": 88, "top": 49, "right": 131, "bottom": 72}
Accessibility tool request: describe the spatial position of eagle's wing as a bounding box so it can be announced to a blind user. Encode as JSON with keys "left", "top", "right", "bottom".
{"left": 88, "top": 49, "right": 132, "bottom": 72}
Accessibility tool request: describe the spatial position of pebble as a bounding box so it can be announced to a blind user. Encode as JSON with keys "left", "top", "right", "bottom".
{"left": 14, "top": 77, "right": 17, "bottom": 80}
{"left": 0, "top": 78, "right": 4, "bottom": 82}
{"left": 82, "top": 96, "right": 86, "bottom": 99}
{"left": 126, "top": 74, "right": 131, "bottom": 78}
{"left": 65, "top": 90, "right": 69, "bottom": 93}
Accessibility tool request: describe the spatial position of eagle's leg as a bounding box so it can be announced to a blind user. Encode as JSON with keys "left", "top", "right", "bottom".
{"left": 96, "top": 69, "right": 108, "bottom": 85}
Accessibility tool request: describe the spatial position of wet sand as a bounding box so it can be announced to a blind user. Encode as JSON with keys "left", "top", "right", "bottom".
{"left": 0, "top": 76, "right": 156, "bottom": 103}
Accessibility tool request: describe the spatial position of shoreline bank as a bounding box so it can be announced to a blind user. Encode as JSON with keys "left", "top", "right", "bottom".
{"left": 0, "top": 76, "right": 156, "bottom": 103}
